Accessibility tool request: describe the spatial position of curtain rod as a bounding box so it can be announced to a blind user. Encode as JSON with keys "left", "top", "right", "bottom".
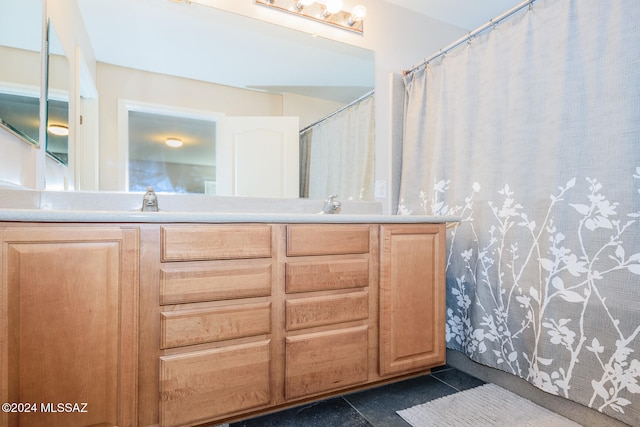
{"left": 403, "top": 0, "right": 535, "bottom": 77}
{"left": 299, "top": 89, "right": 375, "bottom": 134}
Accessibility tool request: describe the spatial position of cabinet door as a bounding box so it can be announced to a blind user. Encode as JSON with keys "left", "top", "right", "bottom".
{"left": 379, "top": 224, "right": 446, "bottom": 376}
{"left": 0, "top": 225, "right": 138, "bottom": 427}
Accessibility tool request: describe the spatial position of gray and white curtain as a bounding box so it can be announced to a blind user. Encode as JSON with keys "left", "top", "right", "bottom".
{"left": 398, "top": 1, "right": 640, "bottom": 425}
{"left": 300, "top": 93, "right": 375, "bottom": 200}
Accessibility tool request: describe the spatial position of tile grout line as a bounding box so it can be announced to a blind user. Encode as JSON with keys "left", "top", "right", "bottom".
{"left": 341, "top": 396, "right": 378, "bottom": 426}
{"left": 430, "top": 372, "right": 484, "bottom": 393}
{"left": 341, "top": 395, "right": 412, "bottom": 427}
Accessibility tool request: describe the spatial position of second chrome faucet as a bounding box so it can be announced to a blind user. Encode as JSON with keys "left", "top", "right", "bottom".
{"left": 321, "top": 195, "right": 341, "bottom": 214}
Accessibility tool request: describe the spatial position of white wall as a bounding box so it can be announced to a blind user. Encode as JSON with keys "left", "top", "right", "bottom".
{"left": 283, "top": 93, "right": 344, "bottom": 130}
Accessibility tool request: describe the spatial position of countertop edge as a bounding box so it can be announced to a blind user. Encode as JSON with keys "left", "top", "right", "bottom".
{"left": 0, "top": 209, "right": 461, "bottom": 224}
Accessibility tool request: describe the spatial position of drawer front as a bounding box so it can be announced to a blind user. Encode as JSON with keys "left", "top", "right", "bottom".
{"left": 161, "top": 224, "right": 272, "bottom": 262}
{"left": 285, "top": 259, "right": 369, "bottom": 293}
{"left": 160, "top": 261, "right": 272, "bottom": 305}
{"left": 285, "top": 326, "right": 368, "bottom": 399}
{"left": 286, "top": 292, "right": 368, "bottom": 331}
{"left": 161, "top": 302, "right": 271, "bottom": 349}
{"left": 160, "top": 341, "right": 271, "bottom": 427}
{"left": 286, "top": 224, "right": 370, "bottom": 256}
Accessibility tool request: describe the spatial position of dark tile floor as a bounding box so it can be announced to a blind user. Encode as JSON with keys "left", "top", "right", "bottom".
{"left": 230, "top": 366, "right": 486, "bottom": 427}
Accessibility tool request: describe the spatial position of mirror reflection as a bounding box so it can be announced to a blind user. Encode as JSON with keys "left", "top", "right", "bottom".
{"left": 46, "top": 21, "right": 69, "bottom": 164}
{"left": 0, "top": 0, "right": 42, "bottom": 146}
{"left": 75, "top": 0, "right": 375, "bottom": 199}
{"left": 128, "top": 110, "right": 216, "bottom": 194}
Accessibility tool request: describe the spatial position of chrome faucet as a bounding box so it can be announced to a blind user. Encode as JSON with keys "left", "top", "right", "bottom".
{"left": 142, "top": 186, "right": 159, "bottom": 212}
{"left": 321, "top": 195, "right": 341, "bottom": 214}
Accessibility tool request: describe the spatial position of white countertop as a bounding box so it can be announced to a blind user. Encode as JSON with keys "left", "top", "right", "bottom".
{"left": 0, "top": 208, "right": 458, "bottom": 224}
{"left": 0, "top": 189, "right": 459, "bottom": 223}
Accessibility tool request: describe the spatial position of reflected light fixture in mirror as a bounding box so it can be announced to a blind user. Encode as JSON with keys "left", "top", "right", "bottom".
{"left": 256, "top": 0, "right": 367, "bottom": 33}
{"left": 47, "top": 124, "right": 69, "bottom": 136}
{"left": 165, "top": 137, "right": 183, "bottom": 148}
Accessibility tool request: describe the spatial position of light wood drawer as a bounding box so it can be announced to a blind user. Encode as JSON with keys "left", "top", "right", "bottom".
{"left": 160, "top": 260, "right": 272, "bottom": 305}
{"left": 160, "top": 340, "right": 271, "bottom": 427}
{"left": 286, "top": 292, "right": 368, "bottom": 331}
{"left": 285, "top": 326, "right": 368, "bottom": 399}
{"left": 161, "top": 224, "right": 272, "bottom": 262}
{"left": 286, "top": 224, "right": 370, "bottom": 256}
{"left": 285, "top": 259, "right": 369, "bottom": 293}
{"left": 161, "top": 302, "right": 271, "bottom": 349}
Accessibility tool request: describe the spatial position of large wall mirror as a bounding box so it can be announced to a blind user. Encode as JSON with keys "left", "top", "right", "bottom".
{"left": 74, "top": 0, "right": 375, "bottom": 199}
{"left": 0, "top": 0, "right": 42, "bottom": 146}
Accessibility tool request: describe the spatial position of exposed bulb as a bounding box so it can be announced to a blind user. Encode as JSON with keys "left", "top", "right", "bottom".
{"left": 325, "top": 0, "right": 343, "bottom": 14}
{"left": 295, "top": 0, "right": 314, "bottom": 9}
{"left": 347, "top": 4, "right": 367, "bottom": 25}
{"left": 351, "top": 5, "right": 367, "bottom": 20}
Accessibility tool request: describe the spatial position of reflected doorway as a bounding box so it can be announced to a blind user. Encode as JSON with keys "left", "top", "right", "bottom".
{"left": 127, "top": 108, "right": 218, "bottom": 194}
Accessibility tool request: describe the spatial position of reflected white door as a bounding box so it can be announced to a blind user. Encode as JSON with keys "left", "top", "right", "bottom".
{"left": 217, "top": 116, "right": 299, "bottom": 198}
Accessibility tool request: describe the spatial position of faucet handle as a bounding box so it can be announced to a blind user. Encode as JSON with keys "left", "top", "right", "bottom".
{"left": 322, "top": 195, "right": 341, "bottom": 214}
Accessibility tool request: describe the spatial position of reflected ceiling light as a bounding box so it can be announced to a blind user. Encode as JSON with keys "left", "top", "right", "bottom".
{"left": 165, "top": 137, "right": 183, "bottom": 148}
{"left": 255, "top": 0, "right": 366, "bottom": 34}
{"left": 47, "top": 124, "right": 69, "bottom": 136}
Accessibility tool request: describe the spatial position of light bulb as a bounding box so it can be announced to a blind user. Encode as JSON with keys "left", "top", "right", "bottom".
{"left": 350, "top": 5, "right": 367, "bottom": 21}
{"left": 325, "top": 0, "right": 343, "bottom": 14}
{"left": 295, "top": 0, "right": 314, "bottom": 10}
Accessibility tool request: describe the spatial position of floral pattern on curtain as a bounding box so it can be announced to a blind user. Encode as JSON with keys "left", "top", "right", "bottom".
{"left": 397, "top": 1, "right": 640, "bottom": 425}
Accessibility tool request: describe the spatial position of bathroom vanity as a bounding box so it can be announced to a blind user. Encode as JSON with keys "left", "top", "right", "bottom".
{"left": 0, "top": 192, "right": 453, "bottom": 427}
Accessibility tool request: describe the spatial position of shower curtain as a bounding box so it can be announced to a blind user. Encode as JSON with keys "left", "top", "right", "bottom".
{"left": 300, "top": 93, "right": 375, "bottom": 200}
{"left": 397, "top": 0, "right": 640, "bottom": 425}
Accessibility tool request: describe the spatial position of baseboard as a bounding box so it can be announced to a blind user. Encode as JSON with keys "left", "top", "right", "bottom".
{"left": 446, "top": 349, "right": 630, "bottom": 427}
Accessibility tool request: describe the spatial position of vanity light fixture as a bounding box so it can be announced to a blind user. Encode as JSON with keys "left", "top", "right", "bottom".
{"left": 165, "top": 137, "right": 183, "bottom": 148}
{"left": 47, "top": 124, "right": 69, "bottom": 136}
{"left": 255, "top": 0, "right": 367, "bottom": 34}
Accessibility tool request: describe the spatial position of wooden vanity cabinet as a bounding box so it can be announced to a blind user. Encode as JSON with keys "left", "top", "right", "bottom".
{"left": 0, "top": 224, "right": 139, "bottom": 427}
{"left": 0, "top": 220, "right": 446, "bottom": 427}
{"left": 379, "top": 223, "right": 447, "bottom": 376}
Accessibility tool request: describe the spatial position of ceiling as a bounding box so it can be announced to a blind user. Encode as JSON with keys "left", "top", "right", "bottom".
{"left": 381, "top": 0, "right": 525, "bottom": 30}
